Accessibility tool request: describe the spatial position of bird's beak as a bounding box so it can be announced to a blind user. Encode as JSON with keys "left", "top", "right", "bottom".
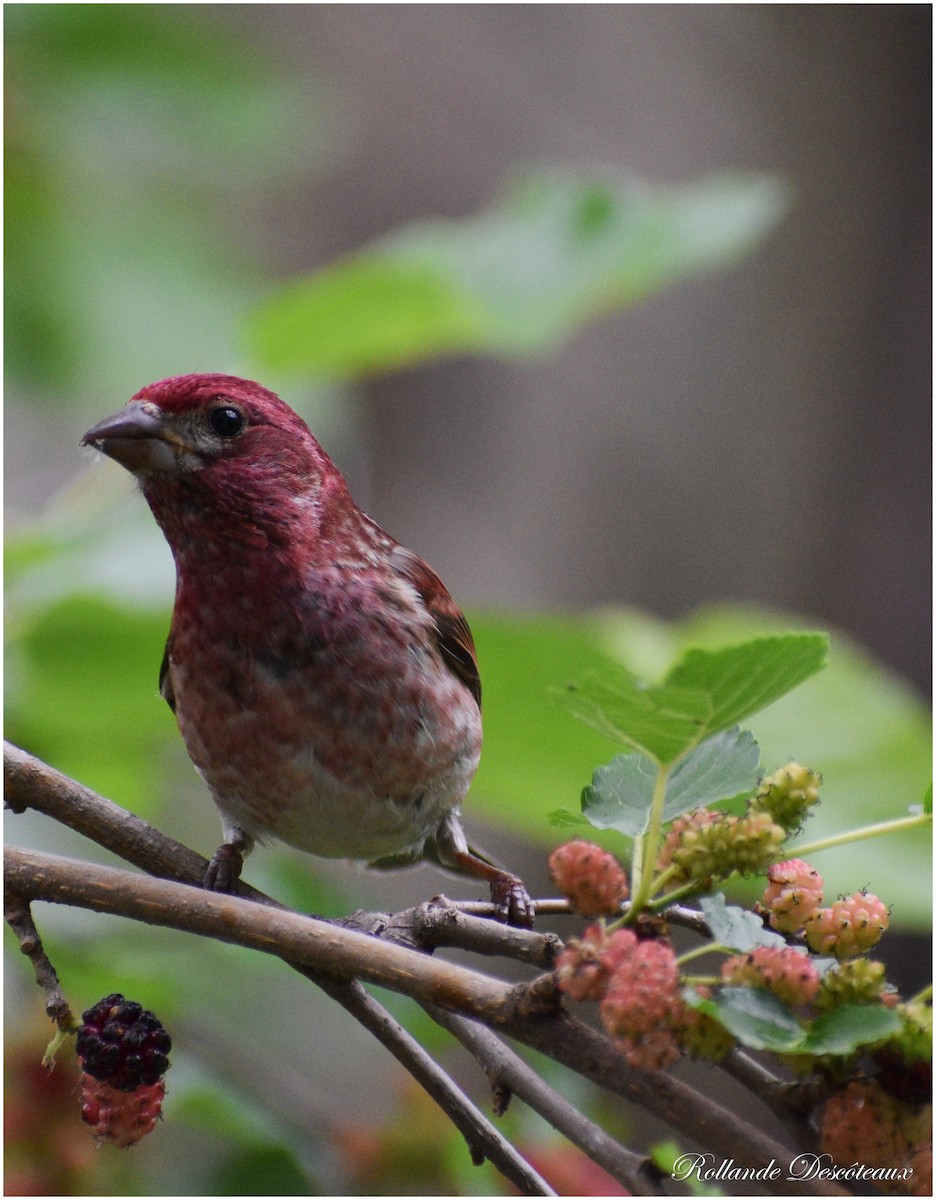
{"left": 81, "top": 401, "right": 180, "bottom": 475}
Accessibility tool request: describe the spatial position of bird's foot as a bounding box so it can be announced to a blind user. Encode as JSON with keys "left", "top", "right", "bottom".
{"left": 490, "top": 872, "right": 536, "bottom": 929}
{"left": 204, "top": 842, "right": 245, "bottom": 892}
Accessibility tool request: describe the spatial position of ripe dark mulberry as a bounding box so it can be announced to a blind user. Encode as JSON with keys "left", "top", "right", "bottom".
{"left": 76, "top": 994, "right": 171, "bottom": 1093}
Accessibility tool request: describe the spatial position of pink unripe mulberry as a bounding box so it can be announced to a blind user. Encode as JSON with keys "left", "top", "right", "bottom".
{"left": 762, "top": 858, "right": 824, "bottom": 933}
{"left": 600, "top": 938, "right": 680, "bottom": 1039}
{"left": 819, "top": 1080, "right": 929, "bottom": 1189}
{"left": 548, "top": 840, "right": 628, "bottom": 916}
{"left": 621, "top": 1028, "right": 682, "bottom": 1071}
{"left": 555, "top": 924, "right": 612, "bottom": 1002}
{"left": 721, "top": 945, "right": 821, "bottom": 1008}
{"left": 81, "top": 1075, "right": 164, "bottom": 1148}
{"left": 805, "top": 891, "right": 890, "bottom": 959}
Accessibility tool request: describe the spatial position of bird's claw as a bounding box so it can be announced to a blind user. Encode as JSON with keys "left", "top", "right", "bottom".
{"left": 490, "top": 873, "right": 536, "bottom": 929}
{"left": 204, "top": 843, "right": 244, "bottom": 892}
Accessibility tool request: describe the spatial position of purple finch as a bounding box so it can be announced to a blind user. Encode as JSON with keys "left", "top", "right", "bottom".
{"left": 82, "top": 374, "right": 534, "bottom": 926}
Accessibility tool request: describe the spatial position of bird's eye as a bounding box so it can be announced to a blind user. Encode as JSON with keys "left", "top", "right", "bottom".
{"left": 208, "top": 405, "right": 244, "bottom": 438}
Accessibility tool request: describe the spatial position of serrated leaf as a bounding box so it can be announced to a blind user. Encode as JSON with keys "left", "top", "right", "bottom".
{"left": 664, "top": 634, "right": 828, "bottom": 742}
{"left": 799, "top": 1005, "right": 901, "bottom": 1056}
{"left": 699, "top": 893, "right": 786, "bottom": 952}
{"left": 249, "top": 169, "right": 790, "bottom": 379}
{"left": 663, "top": 728, "right": 761, "bottom": 819}
{"left": 562, "top": 633, "right": 827, "bottom": 765}
{"left": 687, "top": 986, "right": 805, "bottom": 1052}
{"left": 580, "top": 751, "right": 658, "bottom": 836}
{"left": 579, "top": 728, "right": 761, "bottom": 837}
{"left": 560, "top": 673, "right": 712, "bottom": 764}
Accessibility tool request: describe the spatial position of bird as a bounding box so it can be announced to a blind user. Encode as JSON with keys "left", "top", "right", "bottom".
{"left": 82, "top": 373, "right": 534, "bottom": 927}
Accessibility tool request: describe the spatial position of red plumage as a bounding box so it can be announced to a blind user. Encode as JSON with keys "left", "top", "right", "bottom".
{"left": 82, "top": 374, "right": 533, "bottom": 925}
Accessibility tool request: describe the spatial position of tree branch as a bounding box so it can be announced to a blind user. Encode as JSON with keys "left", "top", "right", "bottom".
{"left": 4, "top": 895, "right": 75, "bottom": 1032}
{"left": 3, "top": 741, "right": 557, "bottom": 1190}
{"left": 313, "top": 976, "right": 555, "bottom": 1195}
{"left": 5, "top": 843, "right": 848, "bottom": 1196}
{"left": 424, "top": 1004, "right": 664, "bottom": 1195}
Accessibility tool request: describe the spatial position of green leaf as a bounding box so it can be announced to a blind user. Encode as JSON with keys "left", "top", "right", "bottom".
{"left": 651, "top": 1143, "right": 724, "bottom": 1197}
{"left": 699, "top": 893, "right": 786, "bottom": 952}
{"left": 687, "top": 985, "right": 805, "bottom": 1052}
{"left": 579, "top": 728, "right": 760, "bottom": 837}
{"left": 562, "top": 634, "right": 827, "bottom": 765}
{"left": 687, "top": 985, "right": 901, "bottom": 1058}
{"left": 663, "top": 728, "right": 761, "bottom": 819}
{"left": 664, "top": 634, "right": 829, "bottom": 738}
{"left": 580, "top": 750, "right": 658, "bottom": 836}
{"left": 470, "top": 612, "right": 629, "bottom": 831}
{"left": 248, "top": 169, "right": 790, "bottom": 379}
{"left": 800, "top": 1005, "right": 901, "bottom": 1056}
{"left": 559, "top": 672, "right": 711, "bottom": 763}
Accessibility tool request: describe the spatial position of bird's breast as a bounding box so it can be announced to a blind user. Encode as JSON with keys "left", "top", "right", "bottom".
{"left": 166, "top": 594, "right": 481, "bottom": 860}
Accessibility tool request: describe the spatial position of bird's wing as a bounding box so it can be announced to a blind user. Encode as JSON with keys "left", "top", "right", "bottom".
{"left": 391, "top": 547, "right": 481, "bottom": 711}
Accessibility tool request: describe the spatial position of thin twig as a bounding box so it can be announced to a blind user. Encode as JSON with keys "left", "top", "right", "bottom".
{"left": 721, "top": 1049, "right": 825, "bottom": 1151}
{"left": 424, "top": 1004, "right": 664, "bottom": 1195}
{"left": 4, "top": 895, "right": 75, "bottom": 1032}
{"left": 336, "top": 897, "right": 560, "bottom": 966}
{"left": 314, "top": 977, "right": 555, "bottom": 1196}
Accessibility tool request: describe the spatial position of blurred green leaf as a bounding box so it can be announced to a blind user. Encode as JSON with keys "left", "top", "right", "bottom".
{"left": 248, "top": 169, "right": 790, "bottom": 379}
{"left": 209, "top": 1145, "right": 316, "bottom": 1197}
{"left": 6, "top": 3, "right": 328, "bottom": 394}
{"left": 5, "top": 594, "right": 173, "bottom": 810}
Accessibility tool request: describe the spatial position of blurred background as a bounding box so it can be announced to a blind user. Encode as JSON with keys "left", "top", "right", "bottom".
{"left": 5, "top": 5, "right": 931, "bottom": 1196}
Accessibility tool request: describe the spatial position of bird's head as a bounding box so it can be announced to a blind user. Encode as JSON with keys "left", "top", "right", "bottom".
{"left": 82, "top": 374, "right": 353, "bottom": 553}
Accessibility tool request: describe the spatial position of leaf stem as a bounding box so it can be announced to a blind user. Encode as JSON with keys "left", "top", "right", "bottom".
{"left": 677, "top": 942, "right": 726, "bottom": 967}
{"left": 788, "top": 812, "right": 931, "bottom": 859}
{"left": 629, "top": 763, "right": 671, "bottom": 917}
{"left": 629, "top": 833, "right": 644, "bottom": 904}
{"left": 650, "top": 880, "right": 700, "bottom": 911}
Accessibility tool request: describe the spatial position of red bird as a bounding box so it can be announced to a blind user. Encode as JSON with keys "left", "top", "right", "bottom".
{"left": 82, "top": 374, "right": 534, "bottom": 926}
